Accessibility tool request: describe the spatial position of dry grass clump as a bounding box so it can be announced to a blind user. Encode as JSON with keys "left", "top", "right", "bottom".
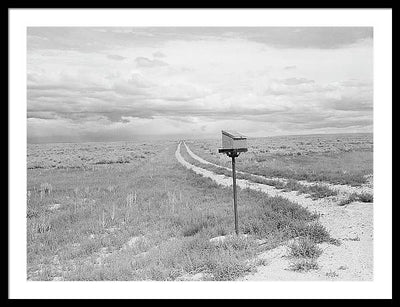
{"left": 296, "top": 222, "right": 341, "bottom": 246}
{"left": 338, "top": 192, "right": 373, "bottom": 206}
{"left": 31, "top": 215, "right": 52, "bottom": 234}
{"left": 287, "top": 236, "right": 322, "bottom": 273}
{"left": 288, "top": 237, "right": 322, "bottom": 259}
{"left": 285, "top": 181, "right": 338, "bottom": 199}
{"left": 289, "top": 259, "right": 319, "bottom": 272}
{"left": 357, "top": 192, "right": 373, "bottom": 203}
{"left": 40, "top": 182, "right": 53, "bottom": 195}
{"left": 287, "top": 222, "right": 340, "bottom": 273}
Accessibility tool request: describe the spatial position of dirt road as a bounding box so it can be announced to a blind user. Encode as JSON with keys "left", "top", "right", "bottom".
{"left": 183, "top": 142, "right": 373, "bottom": 196}
{"left": 176, "top": 142, "right": 373, "bottom": 281}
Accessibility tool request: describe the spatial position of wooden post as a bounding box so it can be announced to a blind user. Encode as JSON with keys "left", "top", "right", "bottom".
{"left": 231, "top": 153, "right": 239, "bottom": 235}
{"left": 219, "top": 148, "right": 247, "bottom": 236}
{"left": 225, "top": 149, "right": 241, "bottom": 235}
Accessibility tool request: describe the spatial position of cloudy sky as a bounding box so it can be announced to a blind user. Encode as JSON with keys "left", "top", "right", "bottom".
{"left": 27, "top": 27, "right": 373, "bottom": 143}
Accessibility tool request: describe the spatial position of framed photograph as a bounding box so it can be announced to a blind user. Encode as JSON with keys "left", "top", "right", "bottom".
{"left": 9, "top": 8, "right": 392, "bottom": 299}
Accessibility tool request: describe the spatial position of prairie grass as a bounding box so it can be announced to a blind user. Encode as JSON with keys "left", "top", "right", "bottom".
{"left": 297, "top": 222, "right": 340, "bottom": 245}
{"left": 286, "top": 221, "right": 340, "bottom": 273}
{"left": 68, "top": 234, "right": 259, "bottom": 281}
{"left": 27, "top": 141, "right": 168, "bottom": 170}
{"left": 357, "top": 192, "right": 373, "bottom": 203}
{"left": 188, "top": 133, "right": 373, "bottom": 186}
{"left": 289, "top": 259, "right": 319, "bottom": 272}
{"left": 27, "top": 141, "right": 334, "bottom": 281}
{"left": 180, "top": 145, "right": 338, "bottom": 200}
{"left": 338, "top": 192, "right": 373, "bottom": 206}
{"left": 288, "top": 237, "right": 322, "bottom": 259}
{"left": 283, "top": 180, "right": 338, "bottom": 199}
{"left": 287, "top": 233, "right": 324, "bottom": 273}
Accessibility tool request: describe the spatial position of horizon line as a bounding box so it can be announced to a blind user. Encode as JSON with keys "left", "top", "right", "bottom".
{"left": 27, "top": 131, "right": 373, "bottom": 145}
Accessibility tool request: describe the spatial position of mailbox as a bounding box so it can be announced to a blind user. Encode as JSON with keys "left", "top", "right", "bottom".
{"left": 218, "top": 130, "right": 248, "bottom": 235}
{"left": 221, "top": 130, "right": 247, "bottom": 150}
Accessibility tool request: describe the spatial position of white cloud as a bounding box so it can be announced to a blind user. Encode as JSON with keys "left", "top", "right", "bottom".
{"left": 27, "top": 27, "right": 373, "bottom": 143}
{"left": 107, "top": 54, "right": 126, "bottom": 61}
{"left": 135, "top": 56, "right": 168, "bottom": 68}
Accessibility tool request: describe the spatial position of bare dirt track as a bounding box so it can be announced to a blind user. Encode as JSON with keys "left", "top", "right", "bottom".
{"left": 184, "top": 142, "right": 373, "bottom": 196}
{"left": 176, "top": 142, "right": 373, "bottom": 281}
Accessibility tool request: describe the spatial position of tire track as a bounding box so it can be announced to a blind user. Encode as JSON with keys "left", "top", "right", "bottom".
{"left": 183, "top": 141, "right": 373, "bottom": 196}
{"left": 177, "top": 142, "right": 325, "bottom": 210}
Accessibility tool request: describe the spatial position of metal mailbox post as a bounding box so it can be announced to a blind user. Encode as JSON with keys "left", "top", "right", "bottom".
{"left": 218, "top": 130, "right": 247, "bottom": 235}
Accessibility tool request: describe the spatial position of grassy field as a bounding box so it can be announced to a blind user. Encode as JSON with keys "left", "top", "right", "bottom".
{"left": 186, "top": 133, "right": 373, "bottom": 186}
{"left": 27, "top": 139, "right": 335, "bottom": 281}
{"left": 180, "top": 144, "right": 339, "bottom": 200}
{"left": 27, "top": 141, "right": 166, "bottom": 170}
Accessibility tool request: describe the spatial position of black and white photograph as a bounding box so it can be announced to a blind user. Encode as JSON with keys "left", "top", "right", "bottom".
{"left": 9, "top": 9, "right": 392, "bottom": 299}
